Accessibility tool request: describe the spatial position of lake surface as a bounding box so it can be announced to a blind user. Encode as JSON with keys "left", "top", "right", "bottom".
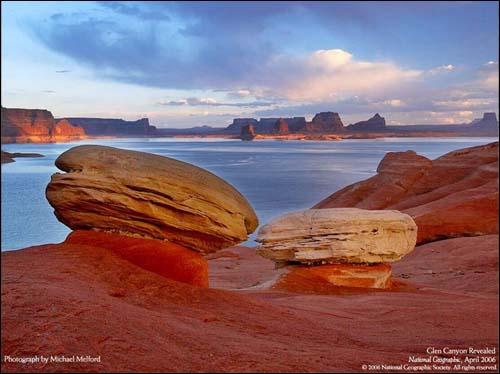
{"left": 1, "top": 137, "right": 497, "bottom": 251}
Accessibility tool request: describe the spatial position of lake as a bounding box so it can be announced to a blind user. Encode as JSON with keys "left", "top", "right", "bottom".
{"left": 1, "top": 137, "right": 497, "bottom": 251}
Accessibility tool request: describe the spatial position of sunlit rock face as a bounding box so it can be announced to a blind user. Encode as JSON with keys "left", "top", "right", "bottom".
{"left": 1, "top": 107, "right": 85, "bottom": 143}
{"left": 46, "top": 145, "right": 259, "bottom": 254}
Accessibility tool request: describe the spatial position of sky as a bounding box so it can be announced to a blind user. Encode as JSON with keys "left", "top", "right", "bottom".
{"left": 1, "top": 1, "right": 499, "bottom": 128}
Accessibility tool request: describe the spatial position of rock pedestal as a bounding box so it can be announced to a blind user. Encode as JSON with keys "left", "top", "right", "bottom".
{"left": 66, "top": 230, "right": 209, "bottom": 287}
{"left": 256, "top": 208, "right": 417, "bottom": 289}
{"left": 276, "top": 263, "right": 392, "bottom": 291}
{"left": 45, "top": 145, "right": 259, "bottom": 287}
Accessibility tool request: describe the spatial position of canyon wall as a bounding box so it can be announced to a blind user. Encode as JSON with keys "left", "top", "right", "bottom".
{"left": 1, "top": 107, "right": 86, "bottom": 144}
{"left": 63, "top": 117, "right": 156, "bottom": 136}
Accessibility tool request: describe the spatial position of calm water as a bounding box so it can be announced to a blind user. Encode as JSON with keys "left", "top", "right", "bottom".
{"left": 1, "top": 137, "right": 496, "bottom": 251}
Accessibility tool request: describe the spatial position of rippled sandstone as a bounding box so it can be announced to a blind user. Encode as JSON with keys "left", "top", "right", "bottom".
{"left": 46, "top": 145, "right": 259, "bottom": 253}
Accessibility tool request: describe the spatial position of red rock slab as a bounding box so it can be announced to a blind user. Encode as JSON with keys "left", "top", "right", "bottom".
{"left": 1, "top": 238, "right": 498, "bottom": 372}
{"left": 272, "top": 263, "right": 392, "bottom": 293}
{"left": 207, "top": 246, "right": 286, "bottom": 290}
{"left": 393, "top": 235, "right": 499, "bottom": 295}
{"left": 65, "top": 230, "right": 208, "bottom": 287}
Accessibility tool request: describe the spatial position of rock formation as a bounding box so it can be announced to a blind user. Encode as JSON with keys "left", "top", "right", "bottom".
{"left": 256, "top": 208, "right": 417, "bottom": 289}
{"left": 470, "top": 112, "right": 498, "bottom": 132}
{"left": 314, "top": 142, "right": 499, "bottom": 244}
{"left": 347, "top": 113, "right": 386, "bottom": 132}
{"left": 66, "top": 230, "right": 208, "bottom": 287}
{"left": 1, "top": 107, "right": 86, "bottom": 143}
{"left": 1, "top": 150, "right": 44, "bottom": 164}
{"left": 274, "top": 118, "right": 290, "bottom": 134}
{"left": 63, "top": 117, "right": 156, "bottom": 136}
{"left": 307, "top": 112, "right": 344, "bottom": 133}
{"left": 257, "top": 208, "right": 416, "bottom": 265}
{"left": 225, "top": 118, "right": 259, "bottom": 134}
{"left": 46, "top": 145, "right": 259, "bottom": 254}
{"left": 275, "top": 263, "right": 393, "bottom": 290}
{"left": 1, "top": 151, "right": 14, "bottom": 164}
{"left": 240, "top": 124, "right": 257, "bottom": 141}
{"left": 253, "top": 118, "right": 278, "bottom": 134}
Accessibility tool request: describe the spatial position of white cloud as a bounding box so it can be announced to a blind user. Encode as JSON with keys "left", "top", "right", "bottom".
{"left": 270, "top": 49, "right": 422, "bottom": 102}
{"left": 428, "top": 64, "right": 455, "bottom": 75}
{"left": 383, "top": 99, "right": 405, "bottom": 107}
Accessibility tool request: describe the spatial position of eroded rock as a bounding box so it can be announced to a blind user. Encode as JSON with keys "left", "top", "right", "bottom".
{"left": 66, "top": 230, "right": 209, "bottom": 287}
{"left": 46, "top": 145, "right": 258, "bottom": 253}
{"left": 274, "top": 263, "right": 392, "bottom": 291}
{"left": 256, "top": 208, "right": 417, "bottom": 265}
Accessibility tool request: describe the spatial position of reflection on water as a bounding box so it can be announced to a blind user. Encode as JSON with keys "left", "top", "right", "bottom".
{"left": 2, "top": 137, "right": 497, "bottom": 251}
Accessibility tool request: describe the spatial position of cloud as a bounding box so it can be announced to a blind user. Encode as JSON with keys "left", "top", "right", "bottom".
{"left": 21, "top": 1, "right": 498, "bottom": 126}
{"left": 158, "top": 97, "right": 277, "bottom": 108}
{"left": 428, "top": 64, "right": 454, "bottom": 75}
{"left": 274, "top": 49, "right": 422, "bottom": 101}
{"left": 55, "top": 70, "right": 71, "bottom": 73}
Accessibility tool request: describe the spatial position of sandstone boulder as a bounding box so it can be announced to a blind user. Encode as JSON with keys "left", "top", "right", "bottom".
{"left": 256, "top": 208, "right": 417, "bottom": 265}
{"left": 46, "top": 145, "right": 259, "bottom": 253}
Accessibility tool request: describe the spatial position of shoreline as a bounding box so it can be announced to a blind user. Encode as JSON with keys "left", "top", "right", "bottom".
{"left": 2, "top": 131, "right": 499, "bottom": 145}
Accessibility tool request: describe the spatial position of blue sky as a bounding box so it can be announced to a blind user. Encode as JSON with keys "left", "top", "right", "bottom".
{"left": 2, "top": 1, "right": 499, "bottom": 128}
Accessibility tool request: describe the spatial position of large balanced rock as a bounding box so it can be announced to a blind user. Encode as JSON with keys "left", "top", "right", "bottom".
{"left": 46, "top": 145, "right": 258, "bottom": 254}
{"left": 314, "top": 142, "right": 499, "bottom": 244}
{"left": 256, "top": 208, "right": 417, "bottom": 265}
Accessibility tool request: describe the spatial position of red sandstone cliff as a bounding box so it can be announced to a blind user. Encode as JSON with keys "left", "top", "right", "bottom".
{"left": 1, "top": 107, "right": 86, "bottom": 143}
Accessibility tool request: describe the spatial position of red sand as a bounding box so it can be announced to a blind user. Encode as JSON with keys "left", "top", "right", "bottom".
{"left": 2, "top": 235, "right": 498, "bottom": 372}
